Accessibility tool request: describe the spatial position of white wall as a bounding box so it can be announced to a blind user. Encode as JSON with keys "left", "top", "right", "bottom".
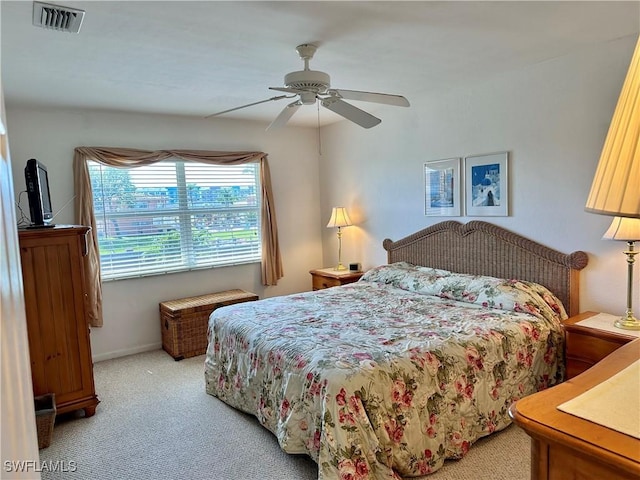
{"left": 6, "top": 109, "right": 322, "bottom": 360}
{"left": 318, "top": 35, "right": 639, "bottom": 319}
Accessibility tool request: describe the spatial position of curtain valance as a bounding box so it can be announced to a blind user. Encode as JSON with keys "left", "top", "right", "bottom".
{"left": 73, "top": 147, "right": 283, "bottom": 327}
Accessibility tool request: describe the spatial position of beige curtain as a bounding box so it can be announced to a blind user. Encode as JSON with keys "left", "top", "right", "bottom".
{"left": 73, "top": 147, "right": 283, "bottom": 327}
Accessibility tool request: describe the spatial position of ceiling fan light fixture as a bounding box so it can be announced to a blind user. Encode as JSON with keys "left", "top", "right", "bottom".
{"left": 299, "top": 92, "right": 317, "bottom": 105}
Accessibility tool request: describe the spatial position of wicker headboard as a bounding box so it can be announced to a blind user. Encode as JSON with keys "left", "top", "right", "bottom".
{"left": 382, "top": 221, "right": 588, "bottom": 317}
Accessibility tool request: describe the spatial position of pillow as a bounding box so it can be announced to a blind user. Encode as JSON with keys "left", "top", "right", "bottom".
{"left": 361, "top": 262, "right": 567, "bottom": 323}
{"left": 361, "top": 262, "right": 452, "bottom": 291}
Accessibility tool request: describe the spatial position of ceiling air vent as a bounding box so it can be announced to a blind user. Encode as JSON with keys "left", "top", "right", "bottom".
{"left": 32, "top": 1, "right": 85, "bottom": 33}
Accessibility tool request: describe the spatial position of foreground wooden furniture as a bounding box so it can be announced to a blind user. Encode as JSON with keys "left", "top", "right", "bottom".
{"left": 19, "top": 226, "right": 99, "bottom": 417}
{"left": 510, "top": 338, "right": 640, "bottom": 480}
{"left": 309, "top": 268, "right": 363, "bottom": 290}
{"left": 160, "top": 289, "right": 258, "bottom": 360}
{"left": 563, "top": 311, "right": 637, "bottom": 379}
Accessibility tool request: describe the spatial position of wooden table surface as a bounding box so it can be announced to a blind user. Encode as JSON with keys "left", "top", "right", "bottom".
{"left": 510, "top": 338, "right": 640, "bottom": 479}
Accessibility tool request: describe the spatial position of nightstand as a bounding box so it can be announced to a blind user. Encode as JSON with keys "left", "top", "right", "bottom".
{"left": 310, "top": 268, "right": 364, "bottom": 290}
{"left": 563, "top": 311, "right": 639, "bottom": 379}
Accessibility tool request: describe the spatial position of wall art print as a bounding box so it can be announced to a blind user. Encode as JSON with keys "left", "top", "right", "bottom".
{"left": 424, "top": 158, "right": 461, "bottom": 216}
{"left": 464, "top": 152, "right": 509, "bottom": 216}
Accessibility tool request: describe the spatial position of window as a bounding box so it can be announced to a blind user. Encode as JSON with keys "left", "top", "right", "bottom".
{"left": 88, "top": 160, "right": 261, "bottom": 280}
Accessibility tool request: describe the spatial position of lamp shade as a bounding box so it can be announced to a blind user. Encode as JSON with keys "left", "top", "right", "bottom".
{"left": 603, "top": 216, "right": 640, "bottom": 241}
{"left": 326, "top": 207, "right": 353, "bottom": 228}
{"left": 585, "top": 36, "right": 640, "bottom": 218}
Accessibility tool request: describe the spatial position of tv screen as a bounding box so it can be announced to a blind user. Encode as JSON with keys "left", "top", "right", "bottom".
{"left": 25, "top": 158, "right": 54, "bottom": 227}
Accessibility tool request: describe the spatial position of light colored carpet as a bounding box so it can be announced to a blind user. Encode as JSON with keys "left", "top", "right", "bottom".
{"left": 39, "top": 350, "right": 530, "bottom": 479}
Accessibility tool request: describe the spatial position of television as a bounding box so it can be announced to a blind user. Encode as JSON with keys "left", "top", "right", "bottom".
{"left": 25, "top": 158, "right": 55, "bottom": 227}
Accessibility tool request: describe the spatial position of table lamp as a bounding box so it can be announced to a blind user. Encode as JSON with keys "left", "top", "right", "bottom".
{"left": 585, "top": 36, "right": 640, "bottom": 330}
{"left": 603, "top": 217, "right": 640, "bottom": 330}
{"left": 326, "top": 207, "right": 352, "bottom": 271}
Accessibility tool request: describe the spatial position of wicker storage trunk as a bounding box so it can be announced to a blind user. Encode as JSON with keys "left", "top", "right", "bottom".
{"left": 160, "top": 289, "right": 258, "bottom": 360}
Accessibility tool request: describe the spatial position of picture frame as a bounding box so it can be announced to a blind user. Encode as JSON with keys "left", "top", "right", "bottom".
{"left": 424, "top": 158, "right": 461, "bottom": 216}
{"left": 464, "top": 151, "right": 509, "bottom": 216}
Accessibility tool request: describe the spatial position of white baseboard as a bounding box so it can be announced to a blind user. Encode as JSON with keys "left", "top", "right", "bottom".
{"left": 92, "top": 342, "right": 162, "bottom": 363}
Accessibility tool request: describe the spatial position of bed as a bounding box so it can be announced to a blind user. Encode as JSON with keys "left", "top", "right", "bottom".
{"left": 205, "top": 221, "right": 588, "bottom": 479}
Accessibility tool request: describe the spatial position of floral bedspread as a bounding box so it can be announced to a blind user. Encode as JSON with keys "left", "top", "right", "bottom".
{"left": 205, "top": 263, "right": 567, "bottom": 479}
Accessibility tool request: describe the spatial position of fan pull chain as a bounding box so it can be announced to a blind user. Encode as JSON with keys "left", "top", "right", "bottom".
{"left": 317, "top": 100, "right": 322, "bottom": 156}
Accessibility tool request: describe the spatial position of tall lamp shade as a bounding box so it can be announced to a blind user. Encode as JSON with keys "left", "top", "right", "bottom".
{"left": 326, "top": 207, "right": 352, "bottom": 271}
{"left": 585, "top": 36, "right": 640, "bottom": 219}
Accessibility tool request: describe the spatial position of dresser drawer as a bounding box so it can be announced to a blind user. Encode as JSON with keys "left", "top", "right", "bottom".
{"left": 563, "top": 312, "right": 638, "bottom": 380}
{"left": 566, "top": 331, "right": 625, "bottom": 365}
{"left": 310, "top": 268, "right": 364, "bottom": 290}
{"left": 312, "top": 275, "right": 342, "bottom": 290}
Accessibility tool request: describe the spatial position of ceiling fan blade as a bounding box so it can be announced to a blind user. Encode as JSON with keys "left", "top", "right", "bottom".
{"left": 266, "top": 101, "right": 301, "bottom": 131}
{"left": 321, "top": 98, "right": 381, "bottom": 129}
{"left": 205, "top": 95, "right": 292, "bottom": 118}
{"left": 329, "top": 89, "right": 410, "bottom": 107}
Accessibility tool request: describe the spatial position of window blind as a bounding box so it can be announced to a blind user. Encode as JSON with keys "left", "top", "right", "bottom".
{"left": 88, "top": 160, "right": 261, "bottom": 280}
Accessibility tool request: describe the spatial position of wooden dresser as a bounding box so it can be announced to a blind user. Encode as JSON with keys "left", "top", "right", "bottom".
{"left": 510, "top": 338, "right": 640, "bottom": 480}
{"left": 19, "top": 226, "right": 99, "bottom": 417}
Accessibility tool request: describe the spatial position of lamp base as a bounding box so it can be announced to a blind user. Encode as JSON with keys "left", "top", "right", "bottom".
{"left": 334, "top": 263, "right": 347, "bottom": 271}
{"left": 614, "top": 313, "right": 640, "bottom": 331}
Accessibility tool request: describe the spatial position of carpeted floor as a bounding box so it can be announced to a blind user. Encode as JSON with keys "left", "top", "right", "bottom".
{"left": 39, "top": 350, "right": 530, "bottom": 479}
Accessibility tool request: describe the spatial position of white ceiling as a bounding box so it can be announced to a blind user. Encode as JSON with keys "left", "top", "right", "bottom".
{"left": 2, "top": 1, "right": 639, "bottom": 128}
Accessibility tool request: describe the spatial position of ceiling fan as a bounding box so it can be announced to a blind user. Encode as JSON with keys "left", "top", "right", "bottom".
{"left": 207, "top": 44, "right": 410, "bottom": 130}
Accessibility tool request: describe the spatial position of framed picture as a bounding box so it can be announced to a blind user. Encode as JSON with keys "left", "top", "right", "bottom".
{"left": 464, "top": 152, "right": 509, "bottom": 216}
{"left": 424, "top": 158, "right": 461, "bottom": 216}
